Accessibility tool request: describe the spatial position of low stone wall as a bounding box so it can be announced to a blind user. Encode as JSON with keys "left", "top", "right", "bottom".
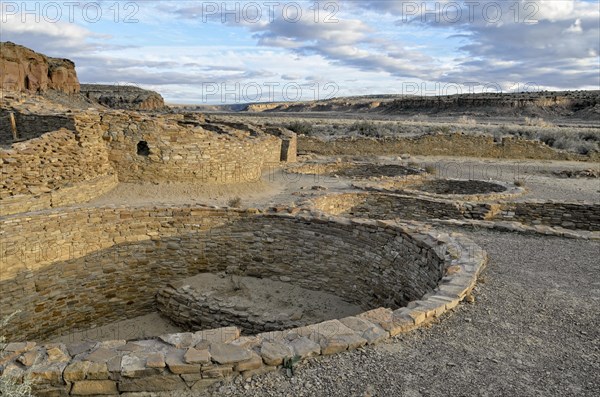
{"left": 0, "top": 207, "right": 487, "bottom": 397}
{"left": 354, "top": 178, "right": 525, "bottom": 202}
{"left": 0, "top": 175, "right": 118, "bottom": 216}
{"left": 495, "top": 201, "right": 600, "bottom": 231}
{"left": 298, "top": 134, "right": 599, "bottom": 162}
{"left": 311, "top": 192, "right": 492, "bottom": 221}
{"left": 311, "top": 193, "right": 600, "bottom": 231}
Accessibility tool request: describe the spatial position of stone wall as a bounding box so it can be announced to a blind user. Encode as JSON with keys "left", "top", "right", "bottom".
{"left": 0, "top": 175, "right": 118, "bottom": 216}
{"left": 0, "top": 112, "right": 117, "bottom": 216}
{"left": 0, "top": 206, "right": 487, "bottom": 397}
{"left": 1, "top": 110, "right": 293, "bottom": 215}
{"left": 311, "top": 193, "right": 491, "bottom": 221}
{"left": 0, "top": 207, "right": 446, "bottom": 342}
{"left": 102, "top": 112, "right": 284, "bottom": 184}
{"left": 0, "top": 109, "right": 76, "bottom": 144}
{"left": 298, "top": 134, "right": 599, "bottom": 162}
{"left": 311, "top": 193, "right": 599, "bottom": 231}
{"left": 495, "top": 201, "right": 600, "bottom": 231}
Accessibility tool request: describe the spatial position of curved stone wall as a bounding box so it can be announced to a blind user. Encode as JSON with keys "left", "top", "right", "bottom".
{"left": 1, "top": 207, "right": 446, "bottom": 342}
{"left": 311, "top": 192, "right": 491, "bottom": 221}
{"left": 311, "top": 192, "right": 600, "bottom": 231}
{"left": 354, "top": 178, "right": 524, "bottom": 201}
{"left": 286, "top": 162, "right": 426, "bottom": 179}
{"left": 102, "top": 113, "right": 283, "bottom": 184}
{"left": 0, "top": 205, "right": 487, "bottom": 396}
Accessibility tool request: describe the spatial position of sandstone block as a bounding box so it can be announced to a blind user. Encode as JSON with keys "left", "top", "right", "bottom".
{"left": 184, "top": 347, "right": 211, "bottom": 364}
{"left": 209, "top": 342, "right": 252, "bottom": 365}
{"left": 234, "top": 351, "right": 263, "bottom": 372}
{"left": 118, "top": 375, "right": 187, "bottom": 392}
{"left": 165, "top": 350, "right": 202, "bottom": 374}
{"left": 71, "top": 380, "right": 118, "bottom": 396}
{"left": 260, "top": 342, "right": 293, "bottom": 366}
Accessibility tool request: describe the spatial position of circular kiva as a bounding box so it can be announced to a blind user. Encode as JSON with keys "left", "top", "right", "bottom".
{"left": 309, "top": 192, "right": 600, "bottom": 232}
{"left": 354, "top": 178, "right": 525, "bottom": 201}
{"left": 0, "top": 206, "right": 486, "bottom": 396}
{"left": 286, "top": 162, "right": 426, "bottom": 179}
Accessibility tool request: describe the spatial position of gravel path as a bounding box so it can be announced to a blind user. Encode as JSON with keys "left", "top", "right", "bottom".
{"left": 162, "top": 230, "right": 599, "bottom": 397}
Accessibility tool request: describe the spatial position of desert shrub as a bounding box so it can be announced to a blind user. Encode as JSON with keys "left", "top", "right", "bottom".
{"left": 524, "top": 117, "right": 554, "bottom": 128}
{"left": 457, "top": 116, "right": 477, "bottom": 125}
{"left": 286, "top": 121, "right": 314, "bottom": 135}
{"left": 433, "top": 125, "right": 451, "bottom": 134}
{"left": 1, "top": 311, "right": 33, "bottom": 397}
{"left": 514, "top": 179, "right": 526, "bottom": 187}
{"left": 350, "top": 120, "right": 382, "bottom": 137}
{"left": 424, "top": 165, "right": 437, "bottom": 174}
{"left": 580, "top": 132, "right": 599, "bottom": 142}
{"left": 227, "top": 197, "right": 242, "bottom": 208}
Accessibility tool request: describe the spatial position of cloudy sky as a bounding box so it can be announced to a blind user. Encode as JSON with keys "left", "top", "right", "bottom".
{"left": 1, "top": 0, "right": 598, "bottom": 103}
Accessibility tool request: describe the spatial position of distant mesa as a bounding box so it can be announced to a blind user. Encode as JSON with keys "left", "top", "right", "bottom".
{"left": 0, "top": 42, "right": 165, "bottom": 111}
{"left": 80, "top": 84, "right": 166, "bottom": 111}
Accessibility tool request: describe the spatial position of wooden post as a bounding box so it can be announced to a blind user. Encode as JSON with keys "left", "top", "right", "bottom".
{"left": 9, "top": 112, "right": 17, "bottom": 140}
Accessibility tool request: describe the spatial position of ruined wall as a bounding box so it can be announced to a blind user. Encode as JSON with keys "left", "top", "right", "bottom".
{"left": 102, "top": 113, "right": 284, "bottom": 184}
{"left": 312, "top": 193, "right": 599, "bottom": 231}
{"left": 0, "top": 207, "right": 445, "bottom": 342}
{"left": 311, "top": 193, "right": 491, "bottom": 221}
{"left": 1, "top": 111, "right": 293, "bottom": 215}
{"left": 298, "top": 134, "right": 599, "bottom": 161}
{"left": 0, "top": 109, "right": 76, "bottom": 144}
{"left": 495, "top": 201, "right": 600, "bottom": 231}
{"left": 0, "top": 112, "right": 117, "bottom": 216}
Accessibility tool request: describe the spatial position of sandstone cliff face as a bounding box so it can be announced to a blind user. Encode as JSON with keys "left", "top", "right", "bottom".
{"left": 80, "top": 84, "right": 166, "bottom": 111}
{"left": 0, "top": 42, "right": 80, "bottom": 94}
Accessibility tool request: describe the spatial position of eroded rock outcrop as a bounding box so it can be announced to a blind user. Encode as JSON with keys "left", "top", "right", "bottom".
{"left": 81, "top": 84, "right": 166, "bottom": 111}
{"left": 0, "top": 41, "right": 80, "bottom": 94}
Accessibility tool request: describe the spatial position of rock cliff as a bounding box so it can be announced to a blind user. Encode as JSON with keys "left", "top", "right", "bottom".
{"left": 80, "top": 84, "right": 166, "bottom": 111}
{"left": 242, "top": 91, "right": 600, "bottom": 120}
{"left": 0, "top": 41, "right": 80, "bottom": 94}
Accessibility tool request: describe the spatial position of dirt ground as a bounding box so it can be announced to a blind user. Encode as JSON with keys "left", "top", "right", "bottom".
{"left": 87, "top": 156, "right": 599, "bottom": 209}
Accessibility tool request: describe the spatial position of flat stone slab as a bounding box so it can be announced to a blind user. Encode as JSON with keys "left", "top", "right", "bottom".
{"left": 209, "top": 343, "right": 253, "bottom": 365}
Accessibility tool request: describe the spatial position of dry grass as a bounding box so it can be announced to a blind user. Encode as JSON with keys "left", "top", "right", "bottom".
{"left": 524, "top": 117, "right": 554, "bottom": 128}
{"left": 1, "top": 311, "right": 33, "bottom": 397}
{"left": 227, "top": 196, "right": 242, "bottom": 208}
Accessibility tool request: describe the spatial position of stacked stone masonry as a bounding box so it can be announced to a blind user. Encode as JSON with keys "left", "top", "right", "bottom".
{"left": 0, "top": 110, "right": 76, "bottom": 143}
{"left": 0, "top": 207, "right": 447, "bottom": 341}
{"left": 0, "top": 206, "right": 487, "bottom": 396}
{"left": 1, "top": 110, "right": 296, "bottom": 216}
{"left": 311, "top": 193, "right": 600, "bottom": 231}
